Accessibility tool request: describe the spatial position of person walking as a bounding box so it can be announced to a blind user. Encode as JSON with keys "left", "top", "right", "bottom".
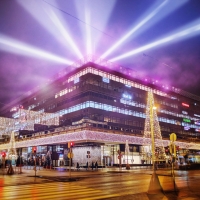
{"left": 76, "top": 162, "right": 80, "bottom": 171}
{"left": 86, "top": 161, "right": 88, "bottom": 170}
{"left": 91, "top": 161, "right": 94, "bottom": 170}
{"left": 95, "top": 161, "right": 98, "bottom": 170}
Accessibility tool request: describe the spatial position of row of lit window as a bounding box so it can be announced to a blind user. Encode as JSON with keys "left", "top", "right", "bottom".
{"left": 55, "top": 87, "right": 74, "bottom": 98}
{"left": 55, "top": 88, "right": 200, "bottom": 125}
{"left": 156, "top": 100, "right": 178, "bottom": 109}
{"left": 104, "top": 116, "right": 144, "bottom": 127}
{"left": 55, "top": 80, "right": 179, "bottom": 115}
{"left": 56, "top": 101, "right": 199, "bottom": 128}
{"left": 67, "top": 67, "right": 167, "bottom": 97}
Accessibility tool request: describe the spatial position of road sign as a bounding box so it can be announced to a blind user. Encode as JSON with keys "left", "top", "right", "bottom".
{"left": 68, "top": 152, "right": 74, "bottom": 158}
{"left": 170, "top": 133, "right": 177, "bottom": 142}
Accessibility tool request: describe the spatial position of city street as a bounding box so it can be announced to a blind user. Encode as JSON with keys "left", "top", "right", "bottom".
{"left": 1, "top": 167, "right": 200, "bottom": 199}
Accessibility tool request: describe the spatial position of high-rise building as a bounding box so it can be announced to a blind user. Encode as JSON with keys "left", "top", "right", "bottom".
{"left": 0, "top": 61, "right": 200, "bottom": 166}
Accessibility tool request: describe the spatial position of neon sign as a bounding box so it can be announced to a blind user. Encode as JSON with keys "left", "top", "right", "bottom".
{"left": 184, "top": 126, "right": 190, "bottom": 131}
{"left": 194, "top": 114, "right": 200, "bottom": 118}
{"left": 195, "top": 121, "right": 200, "bottom": 125}
{"left": 122, "top": 93, "right": 132, "bottom": 100}
{"left": 74, "top": 77, "right": 79, "bottom": 84}
{"left": 102, "top": 77, "right": 110, "bottom": 83}
{"left": 182, "top": 103, "right": 189, "bottom": 107}
{"left": 183, "top": 118, "right": 191, "bottom": 123}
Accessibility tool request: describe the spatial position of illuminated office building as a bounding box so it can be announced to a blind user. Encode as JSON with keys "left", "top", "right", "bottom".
{"left": 1, "top": 61, "right": 200, "bottom": 166}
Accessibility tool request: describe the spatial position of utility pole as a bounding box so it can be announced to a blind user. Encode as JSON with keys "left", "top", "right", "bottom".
{"left": 170, "top": 133, "right": 177, "bottom": 192}
{"left": 68, "top": 142, "right": 74, "bottom": 179}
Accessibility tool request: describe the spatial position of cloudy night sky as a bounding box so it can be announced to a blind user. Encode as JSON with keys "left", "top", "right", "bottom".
{"left": 0, "top": 0, "right": 200, "bottom": 110}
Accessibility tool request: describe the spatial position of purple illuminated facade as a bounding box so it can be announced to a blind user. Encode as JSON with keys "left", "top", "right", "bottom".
{"left": 1, "top": 62, "right": 200, "bottom": 166}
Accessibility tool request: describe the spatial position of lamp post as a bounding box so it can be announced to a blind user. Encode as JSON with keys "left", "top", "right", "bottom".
{"left": 148, "top": 92, "right": 162, "bottom": 194}
{"left": 150, "top": 105, "right": 156, "bottom": 171}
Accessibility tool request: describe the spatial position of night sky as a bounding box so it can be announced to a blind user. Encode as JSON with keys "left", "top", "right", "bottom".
{"left": 0, "top": 0, "right": 200, "bottom": 110}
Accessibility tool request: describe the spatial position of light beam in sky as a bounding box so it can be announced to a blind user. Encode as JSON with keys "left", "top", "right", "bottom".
{"left": 100, "top": 0, "right": 168, "bottom": 59}
{"left": 74, "top": 0, "right": 116, "bottom": 56}
{"left": 100, "top": 0, "right": 188, "bottom": 59}
{"left": 18, "top": 0, "right": 82, "bottom": 58}
{"left": 109, "top": 21, "right": 200, "bottom": 62}
{"left": 85, "top": 7, "right": 92, "bottom": 55}
{"left": 46, "top": 8, "right": 83, "bottom": 58}
{"left": 0, "top": 34, "right": 73, "bottom": 65}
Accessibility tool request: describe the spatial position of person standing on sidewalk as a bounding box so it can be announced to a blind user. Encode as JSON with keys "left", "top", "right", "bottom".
{"left": 95, "top": 161, "right": 98, "bottom": 170}
{"left": 86, "top": 161, "right": 88, "bottom": 170}
{"left": 91, "top": 161, "right": 94, "bottom": 170}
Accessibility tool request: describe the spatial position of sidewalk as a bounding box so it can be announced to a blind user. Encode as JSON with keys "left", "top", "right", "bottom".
{"left": 1, "top": 166, "right": 200, "bottom": 200}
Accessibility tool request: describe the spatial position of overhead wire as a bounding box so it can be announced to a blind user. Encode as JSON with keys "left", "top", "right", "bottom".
{"left": 143, "top": 53, "right": 173, "bottom": 69}
{"left": 42, "top": 0, "right": 113, "bottom": 38}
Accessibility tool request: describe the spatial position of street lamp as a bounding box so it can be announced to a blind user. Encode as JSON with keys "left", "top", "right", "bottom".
{"left": 148, "top": 93, "right": 162, "bottom": 194}
{"left": 150, "top": 106, "right": 157, "bottom": 171}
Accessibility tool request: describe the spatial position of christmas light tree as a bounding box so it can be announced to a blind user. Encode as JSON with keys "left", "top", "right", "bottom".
{"left": 143, "top": 90, "right": 166, "bottom": 162}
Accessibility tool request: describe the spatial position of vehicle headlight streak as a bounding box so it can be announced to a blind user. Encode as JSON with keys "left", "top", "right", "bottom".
{"left": 0, "top": 34, "right": 73, "bottom": 65}
{"left": 109, "top": 22, "right": 200, "bottom": 62}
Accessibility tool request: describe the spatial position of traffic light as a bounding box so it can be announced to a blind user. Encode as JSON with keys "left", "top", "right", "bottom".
{"left": 68, "top": 142, "right": 74, "bottom": 148}
{"left": 32, "top": 147, "right": 37, "bottom": 154}
{"left": 70, "top": 142, "right": 74, "bottom": 147}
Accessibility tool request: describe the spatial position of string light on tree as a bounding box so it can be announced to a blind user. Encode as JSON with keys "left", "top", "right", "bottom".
{"left": 143, "top": 90, "right": 166, "bottom": 161}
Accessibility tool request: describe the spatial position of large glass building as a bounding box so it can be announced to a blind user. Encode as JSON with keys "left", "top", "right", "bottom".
{"left": 1, "top": 61, "right": 200, "bottom": 167}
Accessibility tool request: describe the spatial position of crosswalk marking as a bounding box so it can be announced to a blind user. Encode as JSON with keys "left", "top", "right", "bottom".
{"left": 1, "top": 182, "right": 120, "bottom": 200}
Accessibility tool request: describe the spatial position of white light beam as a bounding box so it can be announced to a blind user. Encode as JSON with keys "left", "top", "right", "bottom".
{"left": 0, "top": 34, "right": 73, "bottom": 65}
{"left": 100, "top": 0, "right": 168, "bottom": 59}
{"left": 47, "top": 9, "right": 83, "bottom": 58}
{"left": 109, "top": 23, "right": 200, "bottom": 62}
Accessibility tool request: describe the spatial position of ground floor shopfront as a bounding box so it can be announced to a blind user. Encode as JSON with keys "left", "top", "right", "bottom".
{"left": 1, "top": 130, "right": 200, "bottom": 168}
{"left": 16, "top": 143, "right": 143, "bottom": 168}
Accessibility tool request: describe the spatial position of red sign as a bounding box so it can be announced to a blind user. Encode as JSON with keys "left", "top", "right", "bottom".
{"left": 182, "top": 103, "right": 189, "bottom": 107}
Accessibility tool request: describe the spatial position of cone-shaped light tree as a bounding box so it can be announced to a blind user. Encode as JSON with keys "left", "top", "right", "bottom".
{"left": 143, "top": 90, "right": 166, "bottom": 164}
{"left": 7, "top": 131, "right": 17, "bottom": 158}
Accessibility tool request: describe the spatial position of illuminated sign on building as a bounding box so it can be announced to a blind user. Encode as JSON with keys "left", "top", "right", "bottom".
{"left": 125, "top": 84, "right": 131, "bottom": 88}
{"left": 183, "top": 118, "right": 191, "bottom": 123}
{"left": 184, "top": 126, "right": 190, "bottom": 131}
{"left": 102, "top": 77, "right": 110, "bottom": 83}
{"left": 195, "top": 121, "right": 200, "bottom": 125}
{"left": 171, "top": 96, "right": 177, "bottom": 100}
{"left": 74, "top": 77, "right": 79, "bottom": 84}
{"left": 182, "top": 103, "right": 189, "bottom": 107}
{"left": 194, "top": 114, "right": 200, "bottom": 118}
{"left": 182, "top": 111, "right": 188, "bottom": 115}
{"left": 122, "top": 93, "right": 132, "bottom": 100}
{"left": 195, "top": 128, "right": 200, "bottom": 132}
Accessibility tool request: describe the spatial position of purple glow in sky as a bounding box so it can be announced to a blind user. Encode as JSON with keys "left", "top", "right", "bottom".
{"left": 0, "top": 0, "right": 200, "bottom": 110}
